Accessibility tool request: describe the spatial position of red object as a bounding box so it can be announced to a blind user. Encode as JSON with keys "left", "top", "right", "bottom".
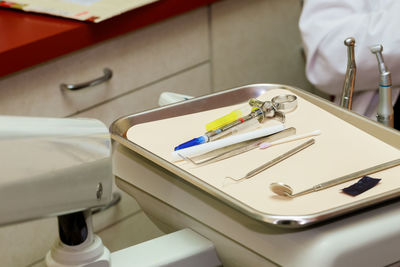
{"left": 0, "top": 0, "right": 218, "bottom": 78}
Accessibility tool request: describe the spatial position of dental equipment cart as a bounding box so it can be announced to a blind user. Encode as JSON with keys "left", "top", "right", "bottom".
{"left": 111, "top": 84, "right": 400, "bottom": 267}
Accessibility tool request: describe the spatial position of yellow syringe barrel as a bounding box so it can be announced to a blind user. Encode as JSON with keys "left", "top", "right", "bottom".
{"left": 205, "top": 109, "right": 243, "bottom": 131}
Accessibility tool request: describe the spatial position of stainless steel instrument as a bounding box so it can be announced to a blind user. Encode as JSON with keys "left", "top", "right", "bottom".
{"left": 172, "top": 93, "right": 299, "bottom": 152}
{"left": 182, "top": 127, "right": 296, "bottom": 165}
{"left": 270, "top": 158, "right": 400, "bottom": 198}
{"left": 340, "top": 37, "right": 357, "bottom": 109}
{"left": 370, "top": 44, "right": 394, "bottom": 127}
{"left": 248, "top": 94, "right": 298, "bottom": 124}
{"left": 227, "top": 138, "right": 315, "bottom": 182}
{"left": 111, "top": 83, "right": 400, "bottom": 228}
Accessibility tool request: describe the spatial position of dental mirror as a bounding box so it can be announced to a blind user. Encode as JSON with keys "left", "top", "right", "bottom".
{"left": 270, "top": 182, "right": 293, "bottom": 197}
{"left": 269, "top": 158, "right": 400, "bottom": 198}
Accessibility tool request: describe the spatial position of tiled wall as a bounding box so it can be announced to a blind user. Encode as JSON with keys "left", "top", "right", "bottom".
{"left": 0, "top": 1, "right": 313, "bottom": 266}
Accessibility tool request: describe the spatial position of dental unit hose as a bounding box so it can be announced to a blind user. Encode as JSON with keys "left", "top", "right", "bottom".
{"left": 370, "top": 44, "right": 394, "bottom": 127}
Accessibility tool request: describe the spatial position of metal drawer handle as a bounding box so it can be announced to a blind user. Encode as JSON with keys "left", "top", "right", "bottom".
{"left": 60, "top": 68, "right": 113, "bottom": 91}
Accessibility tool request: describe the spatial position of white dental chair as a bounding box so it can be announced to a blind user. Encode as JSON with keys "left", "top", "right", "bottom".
{"left": 0, "top": 116, "right": 221, "bottom": 267}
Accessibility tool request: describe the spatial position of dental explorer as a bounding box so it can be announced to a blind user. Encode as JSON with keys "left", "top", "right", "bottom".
{"left": 340, "top": 37, "right": 356, "bottom": 109}
{"left": 227, "top": 139, "right": 315, "bottom": 182}
{"left": 370, "top": 44, "right": 394, "bottom": 127}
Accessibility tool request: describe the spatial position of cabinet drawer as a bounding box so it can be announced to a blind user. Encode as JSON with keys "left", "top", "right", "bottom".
{"left": 0, "top": 8, "right": 209, "bottom": 117}
{"left": 75, "top": 63, "right": 211, "bottom": 126}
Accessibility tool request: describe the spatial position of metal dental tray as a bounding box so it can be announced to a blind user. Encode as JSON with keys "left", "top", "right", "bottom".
{"left": 110, "top": 83, "right": 400, "bottom": 228}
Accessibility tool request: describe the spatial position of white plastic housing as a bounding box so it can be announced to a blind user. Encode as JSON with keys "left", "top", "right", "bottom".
{"left": 0, "top": 116, "right": 113, "bottom": 226}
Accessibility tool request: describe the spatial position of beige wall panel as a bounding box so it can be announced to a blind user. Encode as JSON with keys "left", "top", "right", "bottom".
{"left": 97, "top": 211, "right": 164, "bottom": 253}
{"left": 0, "top": 218, "right": 57, "bottom": 267}
{"left": 1, "top": 208, "right": 163, "bottom": 267}
{"left": 211, "top": 0, "right": 323, "bottom": 96}
{"left": 0, "top": 7, "right": 209, "bottom": 117}
{"left": 31, "top": 261, "right": 46, "bottom": 267}
{"left": 92, "top": 190, "right": 141, "bottom": 234}
{"left": 31, "top": 212, "right": 164, "bottom": 267}
{"left": 0, "top": 191, "right": 142, "bottom": 267}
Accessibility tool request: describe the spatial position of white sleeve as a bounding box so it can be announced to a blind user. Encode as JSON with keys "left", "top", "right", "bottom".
{"left": 299, "top": 0, "right": 400, "bottom": 96}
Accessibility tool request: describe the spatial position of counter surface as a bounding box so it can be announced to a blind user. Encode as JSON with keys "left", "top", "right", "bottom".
{"left": 0, "top": 0, "right": 217, "bottom": 78}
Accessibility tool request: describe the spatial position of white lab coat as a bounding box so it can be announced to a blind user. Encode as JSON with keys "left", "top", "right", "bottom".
{"left": 299, "top": 0, "right": 400, "bottom": 118}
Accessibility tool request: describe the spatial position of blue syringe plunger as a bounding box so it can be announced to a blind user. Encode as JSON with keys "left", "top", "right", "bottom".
{"left": 174, "top": 136, "right": 208, "bottom": 151}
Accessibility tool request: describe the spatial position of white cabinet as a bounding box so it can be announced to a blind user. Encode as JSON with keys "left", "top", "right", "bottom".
{"left": 0, "top": 8, "right": 209, "bottom": 118}
{"left": 76, "top": 64, "right": 211, "bottom": 126}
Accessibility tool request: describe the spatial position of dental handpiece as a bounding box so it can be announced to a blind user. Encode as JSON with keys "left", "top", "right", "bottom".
{"left": 370, "top": 44, "right": 394, "bottom": 127}
{"left": 340, "top": 37, "right": 356, "bottom": 109}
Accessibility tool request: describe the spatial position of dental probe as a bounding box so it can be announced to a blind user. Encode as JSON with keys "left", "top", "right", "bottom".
{"left": 370, "top": 44, "right": 394, "bottom": 127}
{"left": 226, "top": 138, "right": 315, "bottom": 182}
{"left": 340, "top": 37, "right": 357, "bottom": 109}
{"left": 270, "top": 158, "right": 400, "bottom": 198}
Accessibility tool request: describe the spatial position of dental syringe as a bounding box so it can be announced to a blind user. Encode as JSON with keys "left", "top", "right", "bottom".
{"left": 174, "top": 94, "right": 297, "bottom": 151}
{"left": 174, "top": 108, "right": 263, "bottom": 151}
